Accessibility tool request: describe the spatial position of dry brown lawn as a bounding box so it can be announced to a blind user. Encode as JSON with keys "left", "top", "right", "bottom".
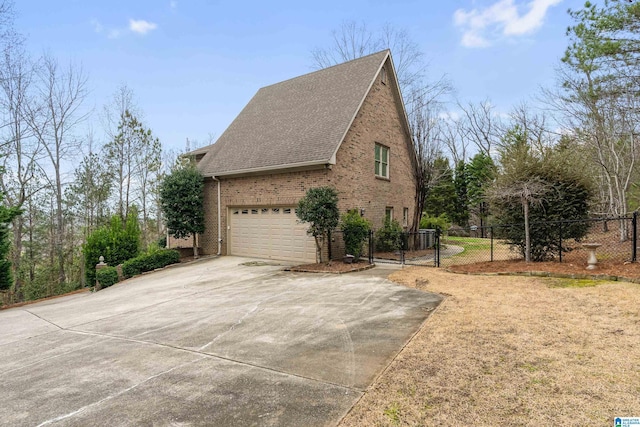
{"left": 339, "top": 268, "right": 640, "bottom": 426}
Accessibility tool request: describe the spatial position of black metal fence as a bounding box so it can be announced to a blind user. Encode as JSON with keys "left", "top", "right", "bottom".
{"left": 328, "top": 229, "right": 440, "bottom": 266}
{"left": 327, "top": 213, "right": 638, "bottom": 268}
{"left": 440, "top": 214, "right": 638, "bottom": 267}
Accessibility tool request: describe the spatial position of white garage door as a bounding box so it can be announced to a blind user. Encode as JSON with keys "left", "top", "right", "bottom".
{"left": 229, "top": 207, "right": 317, "bottom": 263}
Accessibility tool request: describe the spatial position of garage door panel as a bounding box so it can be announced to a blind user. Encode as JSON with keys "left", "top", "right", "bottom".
{"left": 229, "top": 207, "right": 316, "bottom": 263}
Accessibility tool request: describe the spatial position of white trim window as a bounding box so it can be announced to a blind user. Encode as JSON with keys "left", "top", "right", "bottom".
{"left": 375, "top": 143, "right": 389, "bottom": 179}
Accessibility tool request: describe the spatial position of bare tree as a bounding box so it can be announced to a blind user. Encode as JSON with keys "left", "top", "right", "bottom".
{"left": 441, "top": 116, "right": 469, "bottom": 165}
{"left": 458, "top": 100, "right": 501, "bottom": 157}
{"left": 0, "top": 37, "right": 41, "bottom": 293}
{"left": 406, "top": 80, "right": 452, "bottom": 232}
{"left": 506, "top": 102, "right": 558, "bottom": 154}
{"left": 311, "top": 20, "right": 426, "bottom": 94}
{"left": 102, "top": 83, "right": 139, "bottom": 141}
{"left": 24, "top": 54, "right": 88, "bottom": 285}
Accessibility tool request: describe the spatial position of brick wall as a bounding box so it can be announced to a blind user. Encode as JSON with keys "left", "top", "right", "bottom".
{"left": 199, "top": 57, "right": 416, "bottom": 256}
{"left": 332, "top": 56, "right": 416, "bottom": 230}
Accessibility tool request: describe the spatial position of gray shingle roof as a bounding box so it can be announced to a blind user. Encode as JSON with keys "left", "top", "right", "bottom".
{"left": 197, "top": 50, "right": 390, "bottom": 177}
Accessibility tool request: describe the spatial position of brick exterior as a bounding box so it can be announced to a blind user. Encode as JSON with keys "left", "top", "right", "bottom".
{"left": 190, "top": 57, "right": 416, "bottom": 257}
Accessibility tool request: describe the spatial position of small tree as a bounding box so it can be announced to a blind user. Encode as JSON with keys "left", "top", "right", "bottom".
{"left": 0, "top": 191, "right": 22, "bottom": 290}
{"left": 159, "top": 164, "right": 205, "bottom": 258}
{"left": 296, "top": 187, "right": 339, "bottom": 263}
{"left": 341, "top": 210, "right": 372, "bottom": 260}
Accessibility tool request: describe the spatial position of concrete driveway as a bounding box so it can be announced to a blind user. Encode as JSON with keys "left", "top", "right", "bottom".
{"left": 0, "top": 257, "right": 442, "bottom": 426}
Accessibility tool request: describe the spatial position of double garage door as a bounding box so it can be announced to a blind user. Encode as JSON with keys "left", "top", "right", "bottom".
{"left": 229, "top": 206, "right": 316, "bottom": 263}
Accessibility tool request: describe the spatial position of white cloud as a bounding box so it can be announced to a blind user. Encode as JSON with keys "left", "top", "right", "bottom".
{"left": 90, "top": 19, "right": 103, "bottom": 34}
{"left": 170, "top": 0, "right": 177, "bottom": 10}
{"left": 129, "top": 19, "right": 158, "bottom": 35}
{"left": 453, "top": 0, "right": 563, "bottom": 48}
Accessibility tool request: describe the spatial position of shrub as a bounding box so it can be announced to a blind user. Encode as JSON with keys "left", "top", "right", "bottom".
{"left": 122, "top": 249, "right": 180, "bottom": 278}
{"left": 375, "top": 218, "right": 404, "bottom": 252}
{"left": 156, "top": 235, "right": 167, "bottom": 248}
{"left": 340, "top": 210, "right": 372, "bottom": 259}
{"left": 420, "top": 213, "right": 451, "bottom": 231}
{"left": 83, "top": 212, "right": 141, "bottom": 286}
{"left": 96, "top": 266, "right": 119, "bottom": 289}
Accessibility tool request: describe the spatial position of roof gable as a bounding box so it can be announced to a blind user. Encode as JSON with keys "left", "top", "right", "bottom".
{"left": 198, "top": 50, "right": 401, "bottom": 177}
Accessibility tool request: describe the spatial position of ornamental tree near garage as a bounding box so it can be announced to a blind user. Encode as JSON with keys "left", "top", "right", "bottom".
{"left": 296, "top": 187, "right": 340, "bottom": 263}
{"left": 159, "top": 164, "right": 205, "bottom": 258}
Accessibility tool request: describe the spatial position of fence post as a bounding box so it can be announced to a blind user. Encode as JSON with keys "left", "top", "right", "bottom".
{"left": 435, "top": 227, "right": 441, "bottom": 267}
{"left": 633, "top": 212, "right": 637, "bottom": 262}
{"left": 369, "top": 230, "right": 374, "bottom": 264}
{"left": 558, "top": 221, "right": 563, "bottom": 263}
{"left": 490, "top": 226, "right": 494, "bottom": 262}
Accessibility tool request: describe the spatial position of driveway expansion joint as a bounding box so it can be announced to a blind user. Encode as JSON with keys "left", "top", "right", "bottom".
{"left": 66, "top": 327, "right": 366, "bottom": 394}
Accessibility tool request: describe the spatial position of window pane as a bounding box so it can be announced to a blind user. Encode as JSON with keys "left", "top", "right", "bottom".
{"left": 382, "top": 147, "right": 388, "bottom": 163}
{"left": 375, "top": 160, "right": 380, "bottom": 176}
{"left": 375, "top": 144, "right": 380, "bottom": 161}
{"left": 382, "top": 163, "right": 387, "bottom": 177}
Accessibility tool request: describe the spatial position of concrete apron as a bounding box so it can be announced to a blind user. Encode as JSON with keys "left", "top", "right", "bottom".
{"left": 0, "top": 257, "right": 441, "bottom": 426}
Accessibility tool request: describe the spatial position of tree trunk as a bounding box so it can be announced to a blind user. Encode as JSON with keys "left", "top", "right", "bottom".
{"left": 523, "top": 198, "right": 531, "bottom": 263}
{"left": 192, "top": 233, "right": 199, "bottom": 259}
{"left": 314, "top": 235, "right": 323, "bottom": 263}
{"left": 12, "top": 216, "right": 23, "bottom": 295}
{"left": 55, "top": 165, "right": 66, "bottom": 285}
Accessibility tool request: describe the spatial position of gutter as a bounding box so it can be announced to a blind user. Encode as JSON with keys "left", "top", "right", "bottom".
{"left": 212, "top": 176, "right": 222, "bottom": 256}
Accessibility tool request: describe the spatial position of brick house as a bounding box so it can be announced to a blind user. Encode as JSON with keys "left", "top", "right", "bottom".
{"left": 171, "top": 50, "right": 417, "bottom": 263}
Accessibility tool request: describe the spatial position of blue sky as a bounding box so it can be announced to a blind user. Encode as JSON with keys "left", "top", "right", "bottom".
{"left": 15, "top": 0, "right": 585, "bottom": 152}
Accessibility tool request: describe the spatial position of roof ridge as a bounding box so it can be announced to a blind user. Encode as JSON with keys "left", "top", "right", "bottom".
{"left": 259, "top": 49, "right": 390, "bottom": 90}
{"left": 197, "top": 49, "right": 392, "bottom": 177}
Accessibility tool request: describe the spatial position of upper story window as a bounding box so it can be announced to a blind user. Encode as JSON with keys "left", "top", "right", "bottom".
{"left": 381, "top": 67, "right": 387, "bottom": 85}
{"left": 375, "top": 143, "right": 389, "bottom": 179}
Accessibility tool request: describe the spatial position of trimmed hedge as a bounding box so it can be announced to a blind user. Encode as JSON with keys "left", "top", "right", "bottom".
{"left": 122, "top": 249, "right": 180, "bottom": 278}
{"left": 96, "top": 266, "right": 119, "bottom": 289}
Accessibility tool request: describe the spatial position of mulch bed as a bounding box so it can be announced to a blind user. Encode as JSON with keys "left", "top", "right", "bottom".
{"left": 288, "top": 261, "right": 374, "bottom": 274}
{"left": 1, "top": 287, "right": 90, "bottom": 310}
{"left": 449, "top": 258, "right": 640, "bottom": 282}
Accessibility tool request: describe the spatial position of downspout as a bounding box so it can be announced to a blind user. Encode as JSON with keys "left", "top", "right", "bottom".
{"left": 213, "top": 176, "right": 222, "bottom": 256}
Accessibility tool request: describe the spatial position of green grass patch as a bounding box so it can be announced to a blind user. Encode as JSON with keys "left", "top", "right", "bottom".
{"left": 383, "top": 402, "right": 401, "bottom": 425}
{"left": 442, "top": 235, "right": 494, "bottom": 260}
{"left": 545, "top": 278, "right": 605, "bottom": 288}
